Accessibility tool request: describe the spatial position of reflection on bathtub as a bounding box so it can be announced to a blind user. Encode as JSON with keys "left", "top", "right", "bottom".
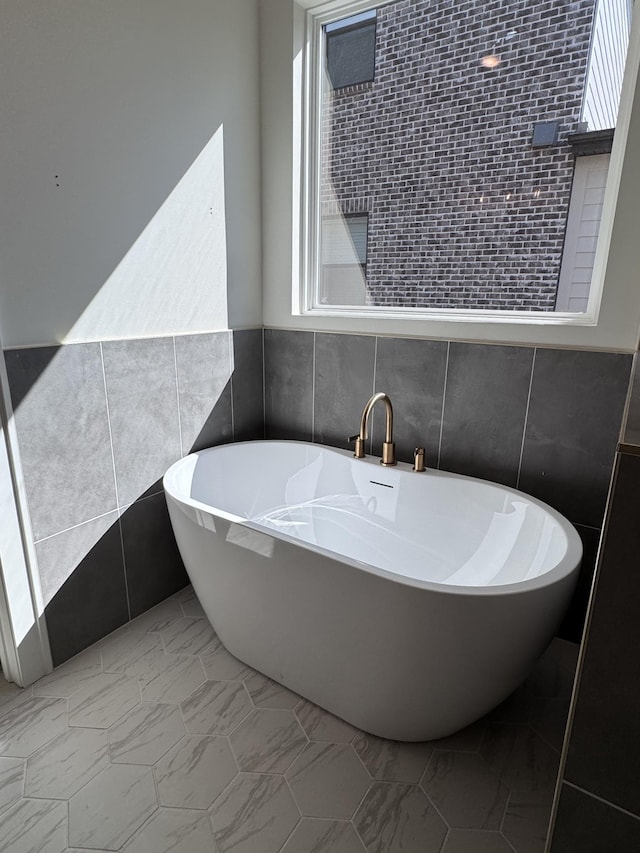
{"left": 225, "top": 523, "right": 274, "bottom": 558}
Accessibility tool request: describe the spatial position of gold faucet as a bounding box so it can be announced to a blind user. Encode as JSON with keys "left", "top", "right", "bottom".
{"left": 349, "top": 392, "right": 397, "bottom": 466}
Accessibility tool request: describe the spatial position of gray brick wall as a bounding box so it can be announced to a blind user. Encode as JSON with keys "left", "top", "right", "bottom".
{"left": 321, "top": 0, "right": 595, "bottom": 310}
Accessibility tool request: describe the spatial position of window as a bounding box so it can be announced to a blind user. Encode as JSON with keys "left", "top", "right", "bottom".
{"left": 325, "top": 11, "right": 377, "bottom": 89}
{"left": 302, "top": 0, "right": 633, "bottom": 322}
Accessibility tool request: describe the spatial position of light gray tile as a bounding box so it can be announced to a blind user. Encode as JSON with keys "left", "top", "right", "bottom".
{"left": 373, "top": 336, "right": 447, "bottom": 466}
{"left": 38, "top": 512, "right": 129, "bottom": 666}
{"left": 101, "top": 629, "right": 164, "bottom": 676}
{"left": 175, "top": 331, "right": 233, "bottom": 454}
{"left": 294, "top": 699, "right": 357, "bottom": 744}
{"left": 314, "top": 333, "right": 376, "bottom": 450}
{"left": 264, "top": 329, "right": 314, "bottom": 441}
{"left": 244, "top": 670, "right": 299, "bottom": 710}
{"left": 442, "top": 829, "right": 515, "bottom": 853}
{"left": 0, "top": 695, "right": 67, "bottom": 758}
{"left": 201, "top": 643, "right": 254, "bottom": 682}
{"left": 210, "top": 772, "right": 299, "bottom": 853}
{"left": 5, "top": 344, "right": 117, "bottom": 540}
{"left": 420, "top": 751, "right": 509, "bottom": 830}
{"left": 1, "top": 797, "right": 67, "bottom": 853}
{"left": 181, "top": 594, "right": 206, "bottom": 620}
{"left": 128, "top": 597, "right": 184, "bottom": 633}
{"left": 480, "top": 724, "right": 560, "bottom": 795}
{"left": 68, "top": 764, "right": 158, "bottom": 850}
{"left": 102, "top": 337, "right": 182, "bottom": 507}
{"left": 230, "top": 709, "right": 307, "bottom": 773}
{"left": 161, "top": 617, "right": 218, "bottom": 657}
{"left": 281, "top": 819, "right": 366, "bottom": 853}
{"left": 123, "top": 808, "right": 218, "bottom": 853}
{"left": 180, "top": 680, "right": 252, "bottom": 736}
{"left": 353, "top": 781, "right": 447, "bottom": 853}
{"left": 138, "top": 654, "right": 206, "bottom": 704}
{"left": 440, "top": 343, "right": 534, "bottom": 486}
{"left": 109, "top": 703, "right": 185, "bottom": 765}
{"left": 503, "top": 790, "right": 554, "bottom": 853}
{"left": 25, "top": 727, "right": 109, "bottom": 799}
{"left": 68, "top": 672, "right": 140, "bottom": 728}
{"left": 353, "top": 731, "right": 432, "bottom": 783}
{"left": 0, "top": 757, "right": 24, "bottom": 815}
{"left": 0, "top": 675, "right": 24, "bottom": 711}
{"left": 34, "top": 647, "right": 102, "bottom": 698}
{"left": 285, "top": 743, "right": 370, "bottom": 819}
{"left": 155, "top": 735, "right": 237, "bottom": 809}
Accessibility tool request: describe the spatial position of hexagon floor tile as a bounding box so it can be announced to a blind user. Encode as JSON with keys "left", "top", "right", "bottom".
{"left": 0, "top": 587, "right": 577, "bottom": 853}
{"left": 210, "top": 772, "right": 300, "bottom": 853}
{"left": 286, "top": 742, "right": 370, "bottom": 819}
{"left": 68, "top": 764, "right": 158, "bottom": 850}
{"left": 353, "top": 782, "right": 448, "bottom": 853}
{"left": 155, "top": 734, "right": 237, "bottom": 809}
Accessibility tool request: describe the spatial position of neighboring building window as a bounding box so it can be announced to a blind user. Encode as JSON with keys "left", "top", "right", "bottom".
{"left": 305, "top": 0, "right": 631, "bottom": 317}
{"left": 326, "top": 11, "right": 376, "bottom": 89}
{"left": 320, "top": 213, "right": 368, "bottom": 305}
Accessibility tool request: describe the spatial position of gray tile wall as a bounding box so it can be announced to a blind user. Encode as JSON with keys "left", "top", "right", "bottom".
{"left": 549, "top": 445, "right": 640, "bottom": 849}
{"left": 4, "top": 329, "right": 264, "bottom": 665}
{"left": 263, "top": 329, "right": 632, "bottom": 643}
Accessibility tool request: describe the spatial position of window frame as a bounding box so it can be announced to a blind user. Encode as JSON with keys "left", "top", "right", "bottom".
{"left": 297, "top": 0, "right": 629, "bottom": 331}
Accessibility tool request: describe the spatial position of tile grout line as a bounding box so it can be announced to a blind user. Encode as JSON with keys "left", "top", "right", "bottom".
{"left": 516, "top": 347, "right": 537, "bottom": 490}
{"left": 172, "top": 337, "right": 184, "bottom": 457}
{"left": 34, "top": 508, "right": 122, "bottom": 545}
{"left": 437, "top": 341, "right": 450, "bottom": 470}
{"left": 564, "top": 780, "right": 640, "bottom": 822}
{"left": 100, "top": 342, "right": 131, "bottom": 621}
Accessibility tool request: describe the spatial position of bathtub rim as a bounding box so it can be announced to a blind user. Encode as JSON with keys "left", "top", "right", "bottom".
{"left": 163, "top": 439, "right": 583, "bottom": 598}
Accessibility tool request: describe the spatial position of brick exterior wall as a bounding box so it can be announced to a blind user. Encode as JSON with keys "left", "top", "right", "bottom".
{"left": 321, "top": 0, "right": 595, "bottom": 310}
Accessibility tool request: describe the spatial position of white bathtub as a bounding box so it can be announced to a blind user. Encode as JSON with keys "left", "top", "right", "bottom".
{"left": 163, "top": 440, "right": 582, "bottom": 741}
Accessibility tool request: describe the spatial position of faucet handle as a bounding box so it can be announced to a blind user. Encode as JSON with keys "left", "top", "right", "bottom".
{"left": 413, "top": 447, "right": 426, "bottom": 472}
{"left": 348, "top": 434, "right": 366, "bottom": 459}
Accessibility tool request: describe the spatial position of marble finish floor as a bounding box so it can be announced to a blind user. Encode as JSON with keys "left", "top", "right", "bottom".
{"left": 0, "top": 586, "right": 577, "bottom": 853}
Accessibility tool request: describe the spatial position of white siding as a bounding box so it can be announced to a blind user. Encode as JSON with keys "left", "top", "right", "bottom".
{"left": 557, "top": 154, "right": 610, "bottom": 312}
{"left": 583, "top": 0, "right": 632, "bottom": 130}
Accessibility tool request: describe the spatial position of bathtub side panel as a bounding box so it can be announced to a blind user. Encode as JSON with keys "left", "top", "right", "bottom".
{"left": 166, "top": 495, "right": 575, "bottom": 741}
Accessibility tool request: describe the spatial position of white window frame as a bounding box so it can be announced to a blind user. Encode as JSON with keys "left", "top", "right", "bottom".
{"left": 290, "top": 0, "right": 640, "bottom": 345}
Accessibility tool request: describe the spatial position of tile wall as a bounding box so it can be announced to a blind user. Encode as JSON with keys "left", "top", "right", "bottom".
{"left": 3, "top": 327, "right": 632, "bottom": 667}
{"left": 264, "top": 329, "right": 632, "bottom": 643}
{"left": 549, "top": 354, "right": 640, "bottom": 851}
{"left": 4, "top": 329, "right": 264, "bottom": 665}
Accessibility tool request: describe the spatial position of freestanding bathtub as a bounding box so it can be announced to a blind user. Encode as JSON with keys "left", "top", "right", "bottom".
{"left": 163, "top": 440, "right": 582, "bottom": 741}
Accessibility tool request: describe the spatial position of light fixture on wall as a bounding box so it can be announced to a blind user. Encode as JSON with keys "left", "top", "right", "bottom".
{"left": 480, "top": 54, "right": 501, "bottom": 69}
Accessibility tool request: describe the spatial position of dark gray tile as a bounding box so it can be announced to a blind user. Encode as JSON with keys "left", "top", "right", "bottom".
{"left": 264, "top": 329, "right": 313, "bottom": 441}
{"left": 519, "top": 349, "right": 631, "bottom": 527}
{"left": 102, "top": 338, "right": 182, "bottom": 507}
{"left": 621, "top": 352, "right": 640, "bottom": 446}
{"left": 439, "top": 343, "right": 534, "bottom": 486}
{"left": 557, "top": 524, "right": 601, "bottom": 645}
{"left": 4, "top": 345, "right": 117, "bottom": 540}
{"left": 174, "top": 332, "right": 233, "bottom": 453}
{"left": 550, "top": 783, "right": 640, "bottom": 853}
{"left": 373, "top": 336, "right": 447, "bottom": 467}
{"left": 120, "top": 492, "right": 188, "bottom": 619}
{"left": 232, "top": 329, "right": 264, "bottom": 442}
{"left": 314, "top": 333, "right": 375, "bottom": 451}
{"left": 564, "top": 453, "right": 640, "bottom": 814}
{"left": 41, "top": 513, "right": 129, "bottom": 665}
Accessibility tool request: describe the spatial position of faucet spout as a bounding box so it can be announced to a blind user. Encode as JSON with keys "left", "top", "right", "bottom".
{"left": 350, "top": 392, "right": 397, "bottom": 466}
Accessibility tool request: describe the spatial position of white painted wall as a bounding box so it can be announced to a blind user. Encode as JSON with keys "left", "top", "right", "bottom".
{"left": 0, "top": 0, "right": 262, "bottom": 347}
{"left": 260, "top": 0, "right": 640, "bottom": 351}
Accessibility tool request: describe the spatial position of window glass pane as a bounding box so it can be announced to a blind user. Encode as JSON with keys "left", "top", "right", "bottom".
{"left": 314, "top": 0, "right": 632, "bottom": 314}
